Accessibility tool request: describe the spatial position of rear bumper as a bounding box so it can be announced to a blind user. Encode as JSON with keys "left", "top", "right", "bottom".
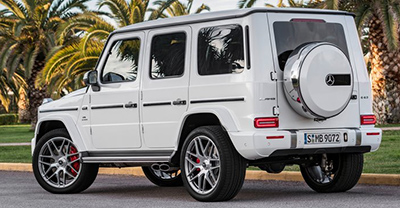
{"left": 229, "top": 127, "right": 381, "bottom": 160}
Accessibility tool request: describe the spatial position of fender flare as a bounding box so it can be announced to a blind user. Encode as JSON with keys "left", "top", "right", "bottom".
{"left": 174, "top": 106, "right": 240, "bottom": 150}
{"left": 34, "top": 114, "right": 87, "bottom": 153}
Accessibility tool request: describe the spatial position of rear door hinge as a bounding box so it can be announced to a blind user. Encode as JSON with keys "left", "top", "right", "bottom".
{"left": 273, "top": 106, "right": 280, "bottom": 116}
{"left": 141, "top": 125, "right": 144, "bottom": 134}
{"left": 270, "top": 72, "right": 277, "bottom": 81}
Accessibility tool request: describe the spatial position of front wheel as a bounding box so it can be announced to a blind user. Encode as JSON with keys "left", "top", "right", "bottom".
{"left": 32, "top": 129, "right": 99, "bottom": 194}
{"left": 300, "top": 153, "right": 363, "bottom": 193}
{"left": 180, "top": 126, "right": 246, "bottom": 202}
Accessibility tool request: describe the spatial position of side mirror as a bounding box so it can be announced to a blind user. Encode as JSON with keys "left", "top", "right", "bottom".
{"left": 83, "top": 70, "right": 98, "bottom": 86}
{"left": 83, "top": 70, "right": 100, "bottom": 91}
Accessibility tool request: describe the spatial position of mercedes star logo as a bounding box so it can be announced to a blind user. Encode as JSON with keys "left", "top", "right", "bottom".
{"left": 325, "top": 74, "right": 335, "bottom": 86}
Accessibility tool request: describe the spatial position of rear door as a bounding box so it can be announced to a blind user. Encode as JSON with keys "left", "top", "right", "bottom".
{"left": 267, "top": 13, "right": 360, "bottom": 129}
{"left": 141, "top": 27, "right": 191, "bottom": 148}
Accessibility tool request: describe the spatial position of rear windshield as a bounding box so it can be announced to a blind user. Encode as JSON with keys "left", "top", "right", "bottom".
{"left": 273, "top": 21, "right": 348, "bottom": 70}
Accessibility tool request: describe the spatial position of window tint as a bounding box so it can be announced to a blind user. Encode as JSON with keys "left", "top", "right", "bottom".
{"left": 198, "top": 25, "right": 245, "bottom": 75}
{"left": 150, "top": 33, "right": 186, "bottom": 79}
{"left": 102, "top": 38, "right": 141, "bottom": 83}
{"left": 273, "top": 21, "right": 348, "bottom": 70}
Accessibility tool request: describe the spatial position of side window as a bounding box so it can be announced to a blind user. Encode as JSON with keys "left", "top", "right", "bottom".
{"left": 150, "top": 32, "right": 186, "bottom": 79}
{"left": 101, "top": 38, "right": 141, "bottom": 83}
{"left": 198, "top": 25, "right": 245, "bottom": 75}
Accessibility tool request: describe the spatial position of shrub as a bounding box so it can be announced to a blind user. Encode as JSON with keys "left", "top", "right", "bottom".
{"left": 0, "top": 114, "right": 19, "bottom": 125}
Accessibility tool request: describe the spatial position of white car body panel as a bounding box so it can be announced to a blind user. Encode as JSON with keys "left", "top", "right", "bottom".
{"left": 32, "top": 8, "right": 381, "bottom": 163}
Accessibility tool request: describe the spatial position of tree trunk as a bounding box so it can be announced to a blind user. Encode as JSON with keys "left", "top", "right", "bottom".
{"left": 17, "top": 90, "right": 29, "bottom": 123}
{"left": 27, "top": 54, "right": 48, "bottom": 130}
{"left": 369, "top": 15, "right": 400, "bottom": 124}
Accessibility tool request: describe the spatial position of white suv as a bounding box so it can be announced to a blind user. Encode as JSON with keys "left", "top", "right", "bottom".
{"left": 32, "top": 8, "right": 382, "bottom": 202}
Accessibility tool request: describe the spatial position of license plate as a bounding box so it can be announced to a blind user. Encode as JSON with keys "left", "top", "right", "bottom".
{"left": 304, "top": 133, "right": 340, "bottom": 145}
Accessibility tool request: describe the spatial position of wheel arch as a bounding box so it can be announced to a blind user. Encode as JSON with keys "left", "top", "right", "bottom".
{"left": 33, "top": 115, "right": 87, "bottom": 154}
{"left": 170, "top": 108, "right": 239, "bottom": 165}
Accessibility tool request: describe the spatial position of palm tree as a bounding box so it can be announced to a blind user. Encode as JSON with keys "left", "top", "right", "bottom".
{"left": 325, "top": 0, "right": 400, "bottom": 124}
{"left": 0, "top": 0, "right": 89, "bottom": 128}
{"left": 149, "top": 0, "right": 209, "bottom": 19}
{"left": 0, "top": 67, "right": 25, "bottom": 113}
{"left": 41, "top": 0, "right": 155, "bottom": 97}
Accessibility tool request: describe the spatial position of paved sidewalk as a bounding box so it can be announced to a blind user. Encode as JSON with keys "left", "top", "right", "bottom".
{"left": 379, "top": 127, "right": 400, "bottom": 131}
{"left": 0, "top": 142, "right": 30, "bottom": 147}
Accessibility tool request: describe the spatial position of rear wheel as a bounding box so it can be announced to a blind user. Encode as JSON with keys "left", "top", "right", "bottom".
{"left": 300, "top": 153, "right": 363, "bottom": 193}
{"left": 142, "top": 164, "right": 183, "bottom": 187}
{"left": 32, "top": 129, "right": 98, "bottom": 194}
{"left": 180, "top": 126, "right": 246, "bottom": 202}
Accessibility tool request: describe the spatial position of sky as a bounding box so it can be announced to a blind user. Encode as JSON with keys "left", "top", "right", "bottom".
{"left": 0, "top": 1, "right": 278, "bottom": 15}
{"left": 86, "top": 0, "right": 276, "bottom": 12}
{"left": 0, "top": 0, "right": 278, "bottom": 24}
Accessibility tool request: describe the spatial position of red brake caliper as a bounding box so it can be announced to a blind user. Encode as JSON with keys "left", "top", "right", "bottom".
{"left": 196, "top": 158, "right": 200, "bottom": 171}
{"left": 69, "top": 146, "right": 80, "bottom": 176}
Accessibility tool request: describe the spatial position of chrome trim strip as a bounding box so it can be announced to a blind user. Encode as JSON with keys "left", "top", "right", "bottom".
{"left": 143, "top": 102, "right": 171, "bottom": 107}
{"left": 39, "top": 108, "right": 78, "bottom": 113}
{"left": 91, "top": 104, "right": 124, "bottom": 110}
{"left": 355, "top": 129, "right": 362, "bottom": 146}
{"left": 290, "top": 132, "right": 297, "bottom": 148}
{"left": 190, "top": 97, "right": 245, "bottom": 104}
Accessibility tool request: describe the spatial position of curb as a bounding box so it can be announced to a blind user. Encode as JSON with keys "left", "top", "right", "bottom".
{"left": 1, "top": 163, "right": 399, "bottom": 186}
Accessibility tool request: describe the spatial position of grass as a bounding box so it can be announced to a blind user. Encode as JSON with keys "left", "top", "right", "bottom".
{"left": 0, "top": 125, "right": 33, "bottom": 143}
{"left": 0, "top": 146, "right": 31, "bottom": 163}
{"left": 0, "top": 125, "right": 398, "bottom": 174}
{"left": 363, "top": 130, "right": 400, "bottom": 174}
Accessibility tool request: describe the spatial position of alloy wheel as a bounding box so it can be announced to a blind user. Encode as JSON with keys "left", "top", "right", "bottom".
{"left": 184, "top": 136, "right": 220, "bottom": 195}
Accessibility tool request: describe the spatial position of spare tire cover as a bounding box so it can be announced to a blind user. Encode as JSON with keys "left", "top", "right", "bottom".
{"left": 283, "top": 42, "right": 353, "bottom": 119}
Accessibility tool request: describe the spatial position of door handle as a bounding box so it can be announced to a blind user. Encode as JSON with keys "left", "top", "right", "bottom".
{"left": 125, "top": 102, "right": 137, "bottom": 108}
{"left": 172, "top": 99, "right": 187, "bottom": 106}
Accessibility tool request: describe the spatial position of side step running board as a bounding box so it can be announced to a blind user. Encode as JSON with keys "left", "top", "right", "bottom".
{"left": 81, "top": 156, "right": 170, "bottom": 164}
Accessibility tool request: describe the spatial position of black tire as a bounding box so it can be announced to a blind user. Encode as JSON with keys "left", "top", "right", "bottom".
{"left": 180, "top": 126, "right": 246, "bottom": 202}
{"left": 142, "top": 166, "right": 183, "bottom": 187}
{"left": 300, "top": 153, "right": 363, "bottom": 193}
{"left": 32, "top": 128, "right": 99, "bottom": 194}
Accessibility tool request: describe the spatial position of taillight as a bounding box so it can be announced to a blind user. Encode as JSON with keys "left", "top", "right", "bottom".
{"left": 366, "top": 132, "right": 380, "bottom": 136}
{"left": 266, "top": 135, "right": 284, "bottom": 139}
{"left": 361, "top": 115, "right": 376, "bottom": 125}
{"left": 254, "top": 117, "right": 279, "bottom": 128}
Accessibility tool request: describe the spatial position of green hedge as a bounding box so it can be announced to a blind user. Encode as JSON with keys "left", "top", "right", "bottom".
{"left": 0, "top": 114, "right": 18, "bottom": 125}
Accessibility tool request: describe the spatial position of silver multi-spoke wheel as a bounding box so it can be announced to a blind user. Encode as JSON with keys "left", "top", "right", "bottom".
{"left": 38, "top": 137, "right": 82, "bottom": 188}
{"left": 181, "top": 126, "right": 246, "bottom": 202}
{"left": 184, "top": 135, "right": 220, "bottom": 195}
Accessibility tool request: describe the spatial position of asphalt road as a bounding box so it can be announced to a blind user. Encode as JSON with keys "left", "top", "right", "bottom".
{"left": 0, "top": 171, "right": 399, "bottom": 208}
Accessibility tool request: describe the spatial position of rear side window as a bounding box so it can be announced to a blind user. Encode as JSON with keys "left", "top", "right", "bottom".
{"left": 273, "top": 21, "right": 348, "bottom": 70}
{"left": 102, "top": 38, "right": 141, "bottom": 83}
{"left": 150, "top": 32, "right": 186, "bottom": 79}
{"left": 198, "top": 25, "right": 245, "bottom": 75}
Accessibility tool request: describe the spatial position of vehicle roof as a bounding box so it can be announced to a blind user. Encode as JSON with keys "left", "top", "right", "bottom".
{"left": 114, "top": 8, "right": 354, "bottom": 34}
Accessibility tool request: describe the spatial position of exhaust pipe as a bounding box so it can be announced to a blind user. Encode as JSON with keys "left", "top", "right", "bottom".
{"left": 160, "top": 164, "right": 170, "bottom": 171}
{"left": 151, "top": 164, "right": 160, "bottom": 171}
{"left": 150, "top": 163, "right": 179, "bottom": 172}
